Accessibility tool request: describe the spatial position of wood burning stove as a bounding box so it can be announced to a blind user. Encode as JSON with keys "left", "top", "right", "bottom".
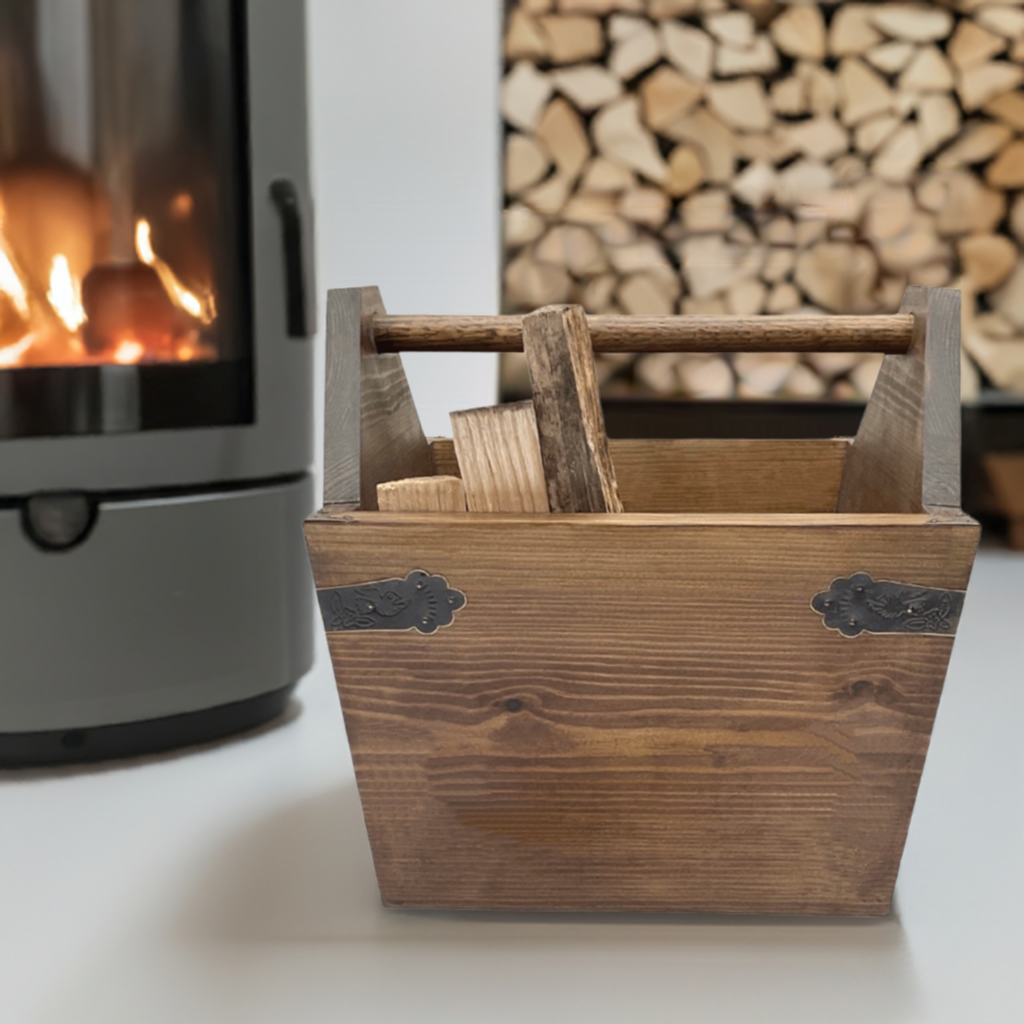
{"left": 0, "top": 0, "right": 315, "bottom": 765}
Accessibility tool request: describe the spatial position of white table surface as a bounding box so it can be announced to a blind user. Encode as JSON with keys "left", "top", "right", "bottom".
{"left": 2, "top": 548, "right": 1021, "bottom": 1024}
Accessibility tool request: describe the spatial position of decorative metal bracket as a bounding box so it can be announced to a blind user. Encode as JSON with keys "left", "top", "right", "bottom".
{"left": 812, "top": 573, "right": 965, "bottom": 638}
{"left": 317, "top": 571, "right": 466, "bottom": 635}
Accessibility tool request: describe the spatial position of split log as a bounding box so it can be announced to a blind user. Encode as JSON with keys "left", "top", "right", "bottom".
{"left": 618, "top": 274, "right": 676, "bottom": 314}
{"left": 866, "top": 41, "right": 915, "bottom": 75}
{"left": 505, "top": 252, "right": 573, "bottom": 307}
{"left": 785, "top": 117, "right": 849, "bottom": 160}
{"left": 937, "top": 120, "right": 1011, "bottom": 167}
{"left": 663, "top": 108, "right": 736, "bottom": 182}
{"left": 935, "top": 170, "right": 1006, "bottom": 235}
{"left": 829, "top": 6, "right": 884, "bottom": 57}
{"left": 619, "top": 186, "right": 670, "bottom": 226}
{"left": 450, "top": 402, "right": 550, "bottom": 513}
{"left": 536, "top": 97, "right": 591, "bottom": 180}
{"left": 504, "top": 203, "right": 546, "bottom": 247}
{"left": 377, "top": 476, "right": 467, "bottom": 513}
{"left": 706, "top": 77, "right": 773, "bottom": 131}
{"left": 947, "top": 20, "right": 1006, "bottom": 70}
{"left": 986, "top": 140, "right": 1024, "bottom": 189}
{"left": 975, "top": 6, "right": 1024, "bottom": 39}
{"left": 502, "top": 62, "right": 553, "bottom": 132}
{"left": 522, "top": 304, "right": 624, "bottom": 512}
{"left": 675, "top": 354, "right": 736, "bottom": 398}
{"left": 957, "top": 62, "right": 1024, "bottom": 112}
{"left": 505, "top": 10, "right": 548, "bottom": 61}
{"left": 837, "top": 58, "right": 894, "bottom": 125}
{"left": 666, "top": 144, "right": 705, "bottom": 196}
{"left": 705, "top": 10, "right": 756, "bottom": 48}
{"left": 734, "top": 352, "right": 798, "bottom": 395}
{"left": 681, "top": 188, "right": 733, "bottom": 232}
{"left": 592, "top": 96, "right": 669, "bottom": 184}
{"left": 873, "top": 123, "right": 923, "bottom": 183}
{"left": 538, "top": 15, "right": 605, "bottom": 63}
{"left": 581, "top": 157, "right": 636, "bottom": 192}
{"left": 871, "top": 6, "right": 954, "bottom": 43}
{"left": 715, "top": 35, "right": 780, "bottom": 77}
{"left": 795, "top": 242, "right": 878, "bottom": 313}
{"left": 726, "top": 278, "right": 767, "bottom": 315}
{"left": 770, "top": 5, "right": 826, "bottom": 61}
{"left": 899, "top": 46, "right": 955, "bottom": 93}
{"left": 855, "top": 114, "right": 902, "bottom": 155}
{"left": 732, "top": 160, "right": 779, "bottom": 206}
{"left": 552, "top": 65, "right": 623, "bottom": 111}
{"left": 984, "top": 91, "right": 1024, "bottom": 131}
{"left": 506, "top": 134, "right": 552, "bottom": 194}
{"left": 766, "top": 281, "right": 801, "bottom": 313}
{"left": 536, "top": 225, "right": 607, "bottom": 275}
{"left": 640, "top": 66, "right": 702, "bottom": 131}
{"left": 660, "top": 21, "right": 714, "bottom": 81}
{"left": 609, "top": 19, "right": 661, "bottom": 80}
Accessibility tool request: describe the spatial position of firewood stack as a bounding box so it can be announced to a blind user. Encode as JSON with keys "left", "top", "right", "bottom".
{"left": 500, "top": 0, "right": 1024, "bottom": 401}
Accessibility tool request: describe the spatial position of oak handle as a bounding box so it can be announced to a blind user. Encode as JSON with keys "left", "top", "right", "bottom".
{"left": 369, "top": 313, "right": 916, "bottom": 355}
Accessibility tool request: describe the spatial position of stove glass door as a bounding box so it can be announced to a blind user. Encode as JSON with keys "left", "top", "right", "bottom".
{"left": 0, "top": 0, "right": 252, "bottom": 439}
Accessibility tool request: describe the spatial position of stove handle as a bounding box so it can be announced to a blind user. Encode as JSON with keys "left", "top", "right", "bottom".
{"left": 270, "top": 179, "right": 313, "bottom": 338}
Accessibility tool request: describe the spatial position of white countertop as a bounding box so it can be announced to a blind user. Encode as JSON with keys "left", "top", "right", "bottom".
{"left": 2, "top": 548, "right": 1022, "bottom": 1024}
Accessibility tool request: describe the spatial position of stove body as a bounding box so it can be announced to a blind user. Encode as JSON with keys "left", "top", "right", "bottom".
{"left": 0, "top": 0, "right": 315, "bottom": 765}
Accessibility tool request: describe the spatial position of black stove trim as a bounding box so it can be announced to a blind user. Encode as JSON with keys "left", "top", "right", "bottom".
{"left": 0, "top": 470, "right": 309, "bottom": 510}
{"left": 0, "top": 682, "right": 297, "bottom": 769}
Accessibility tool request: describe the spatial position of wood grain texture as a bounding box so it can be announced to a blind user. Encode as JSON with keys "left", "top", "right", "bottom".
{"left": 431, "top": 438, "right": 851, "bottom": 514}
{"left": 370, "top": 313, "right": 917, "bottom": 354}
{"left": 523, "top": 305, "right": 623, "bottom": 513}
{"left": 838, "top": 287, "right": 962, "bottom": 514}
{"left": 450, "top": 402, "right": 549, "bottom": 513}
{"left": 377, "top": 476, "right": 467, "bottom": 513}
{"left": 305, "top": 511, "right": 978, "bottom": 914}
{"left": 324, "top": 288, "right": 434, "bottom": 510}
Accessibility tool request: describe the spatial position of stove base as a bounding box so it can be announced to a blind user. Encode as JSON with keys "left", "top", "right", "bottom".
{"left": 0, "top": 682, "right": 296, "bottom": 769}
{"left": 0, "top": 475, "right": 314, "bottom": 761}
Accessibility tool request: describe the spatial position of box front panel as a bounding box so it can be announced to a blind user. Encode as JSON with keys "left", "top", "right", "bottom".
{"left": 306, "top": 514, "right": 977, "bottom": 914}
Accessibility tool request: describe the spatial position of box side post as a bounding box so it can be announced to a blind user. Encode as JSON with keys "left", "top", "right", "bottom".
{"left": 322, "top": 287, "right": 433, "bottom": 510}
{"left": 838, "top": 287, "right": 962, "bottom": 514}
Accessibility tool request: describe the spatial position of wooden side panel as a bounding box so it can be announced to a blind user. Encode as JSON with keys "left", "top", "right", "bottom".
{"left": 323, "top": 289, "right": 363, "bottom": 505}
{"left": 838, "top": 287, "right": 962, "bottom": 514}
{"left": 431, "top": 438, "right": 850, "bottom": 514}
{"left": 323, "top": 287, "right": 434, "bottom": 510}
{"left": 305, "top": 513, "right": 979, "bottom": 914}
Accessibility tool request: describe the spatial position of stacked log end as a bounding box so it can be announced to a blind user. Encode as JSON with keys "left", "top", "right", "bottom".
{"left": 501, "top": 0, "right": 1024, "bottom": 401}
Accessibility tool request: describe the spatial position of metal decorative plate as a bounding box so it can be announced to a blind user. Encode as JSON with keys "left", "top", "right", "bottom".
{"left": 317, "top": 571, "right": 466, "bottom": 635}
{"left": 812, "top": 573, "right": 965, "bottom": 638}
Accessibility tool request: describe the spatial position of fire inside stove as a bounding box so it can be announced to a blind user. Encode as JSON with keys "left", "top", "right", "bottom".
{"left": 0, "top": 170, "right": 217, "bottom": 369}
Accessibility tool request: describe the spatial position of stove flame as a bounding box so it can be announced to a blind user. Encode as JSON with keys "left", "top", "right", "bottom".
{"left": 0, "top": 246, "right": 30, "bottom": 320}
{"left": 0, "top": 332, "right": 35, "bottom": 367}
{"left": 135, "top": 219, "right": 214, "bottom": 325}
{"left": 47, "top": 255, "right": 86, "bottom": 332}
{"left": 113, "top": 339, "right": 145, "bottom": 365}
{"left": 0, "top": 173, "right": 218, "bottom": 369}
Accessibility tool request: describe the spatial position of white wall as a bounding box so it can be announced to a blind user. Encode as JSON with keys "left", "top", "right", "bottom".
{"left": 306, "top": 0, "right": 502, "bottom": 497}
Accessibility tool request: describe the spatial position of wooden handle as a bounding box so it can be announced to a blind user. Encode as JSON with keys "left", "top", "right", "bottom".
{"left": 370, "top": 313, "right": 916, "bottom": 355}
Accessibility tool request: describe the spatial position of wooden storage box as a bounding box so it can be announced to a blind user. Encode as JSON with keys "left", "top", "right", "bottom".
{"left": 305, "top": 286, "right": 978, "bottom": 916}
